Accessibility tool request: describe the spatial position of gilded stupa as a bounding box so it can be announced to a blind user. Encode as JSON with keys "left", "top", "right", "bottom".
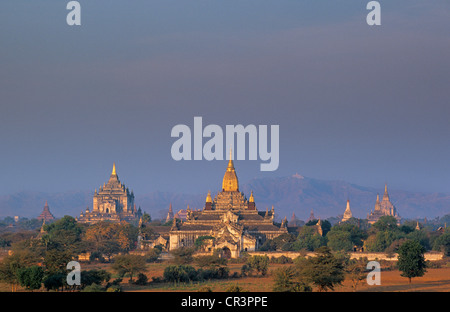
{"left": 222, "top": 149, "right": 239, "bottom": 192}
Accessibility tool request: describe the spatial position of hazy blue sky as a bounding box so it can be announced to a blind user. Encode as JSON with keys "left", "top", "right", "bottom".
{"left": 0, "top": 1, "right": 449, "bottom": 196}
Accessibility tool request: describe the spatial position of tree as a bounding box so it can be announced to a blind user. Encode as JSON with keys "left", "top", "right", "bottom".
{"left": 372, "top": 216, "right": 399, "bottom": 232}
{"left": 194, "top": 236, "right": 215, "bottom": 250}
{"left": 111, "top": 254, "right": 147, "bottom": 282}
{"left": 397, "top": 240, "right": 427, "bottom": 284}
{"left": 246, "top": 255, "right": 269, "bottom": 276}
{"left": 433, "top": 229, "right": 450, "bottom": 256}
{"left": 141, "top": 213, "right": 151, "bottom": 224}
{"left": 365, "top": 230, "right": 401, "bottom": 252}
{"left": 163, "top": 265, "right": 198, "bottom": 283}
{"left": 44, "top": 216, "right": 83, "bottom": 252}
{"left": 297, "top": 246, "right": 345, "bottom": 292}
{"left": 194, "top": 254, "right": 227, "bottom": 268}
{"left": 327, "top": 231, "right": 353, "bottom": 252}
{"left": 272, "top": 266, "right": 311, "bottom": 292}
{"left": 292, "top": 226, "right": 326, "bottom": 251}
{"left": 44, "top": 249, "right": 73, "bottom": 275}
{"left": 0, "top": 250, "right": 41, "bottom": 291}
{"left": 81, "top": 269, "right": 111, "bottom": 289}
{"left": 171, "top": 247, "right": 195, "bottom": 264}
{"left": 16, "top": 265, "right": 44, "bottom": 291}
{"left": 345, "top": 258, "right": 367, "bottom": 291}
{"left": 43, "top": 273, "right": 65, "bottom": 291}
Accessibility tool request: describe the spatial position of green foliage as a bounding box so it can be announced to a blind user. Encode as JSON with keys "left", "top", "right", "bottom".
{"left": 16, "top": 265, "right": 44, "bottom": 291}
{"left": 0, "top": 250, "right": 40, "bottom": 288}
{"left": 145, "top": 247, "right": 162, "bottom": 263}
{"left": 365, "top": 230, "right": 403, "bottom": 252}
{"left": 433, "top": 229, "right": 450, "bottom": 256}
{"left": 292, "top": 226, "right": 326, "bottom": 251}
{"left": 194, "top": 236, "right": 215, "bottom": 249}
{"left": 372, "top": 216, "right": 399, "bottom": 232}
{"left": 397, "top": 240, "right": 427, "bottom": 283}
{"left": 81, "top": 283, "right": 104, "bottom": 292}
{"left": 305, "top": 219, "right": 331, "bottom": 236}
{"left": 272, "top": 266, "right": 312, "bottom": 292}
{"left": 134, "top": 273, "right": 148, "bottom": 285}
{"left": 44, "top": 216, "right": 83, "bottom": 252}
{"left": 44, "top": 249, "right": 73, "bottom": 275}
{"left": 246, "top": 255, "right": 269, "bottom": 276}
{"left": 81, "top": 269, "right": 111, "bottom": 289}
{"left": 345, "top": 258, "right": 368, "bottom": 291}
{"left": 141, "top": 213, "right": 152, "bottom": 224}
{"left": 260, "top": 234, "right": 296, "bottom": 251}
{"left": 327, "top": 231, "right": 353, "bottom": 252}
{"left": 163, "top": 265, "right": 199, "bottom": 283}
{"left": 270, "top": 255, "right": 293, "bottom": 264}
{"left": 106, "top": 285, "right": 122, "bottom": 292}
{"left": 194, "top": 254, "right": 227, "bottom": 268}
{"left": 43, "top": 273, "right": 65, "bottom": 291}
{"left": 296, "top": 246, "right": 345, "bottom": 292}
{"left": 163, "top": 264, "right": 229, "bottom": 283}
{"left": 111, "top": 254, "right": 147, "bottom": 282}
{"left": 171, "top": 247, "right": 195, "bottom": 264}
{"left": 407, "top": 230, "right": 431, "bottom": 250}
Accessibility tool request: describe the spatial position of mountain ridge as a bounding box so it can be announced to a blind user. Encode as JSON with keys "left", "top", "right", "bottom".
{"left": 0, "top": 175, "right": 448, "bottom": 221}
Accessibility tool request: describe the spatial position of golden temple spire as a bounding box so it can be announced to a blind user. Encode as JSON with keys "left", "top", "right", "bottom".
{"left": 112, "top": 162, "right": 117, "bottom": 176}
{"left": 249, "top": 191, "right": 254, "bottom": 203}
{"left": 222, "top": 148, "right": 239, "bottom": 192}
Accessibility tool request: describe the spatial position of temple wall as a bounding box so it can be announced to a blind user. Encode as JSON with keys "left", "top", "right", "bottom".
{"left": 248, "top": 251, "right": 444, "bottom": 261}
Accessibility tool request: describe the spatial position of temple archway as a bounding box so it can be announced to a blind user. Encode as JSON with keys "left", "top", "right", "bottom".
{"left": 222, "top": 247, "right": 232, "bottom": 259}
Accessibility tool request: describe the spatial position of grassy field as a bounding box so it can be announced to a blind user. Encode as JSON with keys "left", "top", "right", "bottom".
{"left": 1, "top": 261, "right": 449, "bottom": 292}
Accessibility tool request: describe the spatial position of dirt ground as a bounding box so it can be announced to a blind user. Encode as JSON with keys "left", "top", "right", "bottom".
{"left": 120, "top": 263, "right": 450, "bottom": 292}
{"left": 1, "top": 262, "right": 449, "bottom": 292}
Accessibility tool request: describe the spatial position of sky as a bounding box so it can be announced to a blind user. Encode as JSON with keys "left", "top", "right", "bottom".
{"left": 0, "top": 0, "right": 449, "bottom": 196}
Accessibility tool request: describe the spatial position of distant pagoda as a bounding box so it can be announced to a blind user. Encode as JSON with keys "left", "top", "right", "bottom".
{"left": 78, "top": 163, "right": 142, "bottom": 224}
{"left": 37, "top": 201, "right": 55, "bottom": 222}
{"left": 367, "top": 184, "right": 401, "bottom": 225}
{"left": 341, "top": 199, "right": 353, "bottom": 222}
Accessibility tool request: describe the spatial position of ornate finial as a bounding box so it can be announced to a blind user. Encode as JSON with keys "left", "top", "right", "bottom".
{"left": 112, "top": 162, "right": 117, "bottom": 176}
{"left": 249, "top": 191, "right": 254, "bottom": 203}
{"left": 206, "top": 191, "right": 212, "bottom": 203}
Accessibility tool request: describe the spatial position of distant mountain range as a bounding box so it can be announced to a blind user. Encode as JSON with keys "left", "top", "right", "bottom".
{"left": 1, "top": 175, "right": 449, "bottom": 221}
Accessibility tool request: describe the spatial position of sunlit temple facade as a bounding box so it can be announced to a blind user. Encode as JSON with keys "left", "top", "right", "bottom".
{"left": 168, "top": 154, "right": 288, "bottom": 258}
{"left": 77, "top": 163, "right": 141, "bottom": 224}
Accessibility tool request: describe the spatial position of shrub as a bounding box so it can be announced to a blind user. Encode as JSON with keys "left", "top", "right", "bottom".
{"left": 81, "top": 283, "right": 104, "bottom": 292}
{"left": 134, "top": 273, "right": 148, "bottom": 285}
{"left": 163, "top": 265, "right": 198, "bottom": 283}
